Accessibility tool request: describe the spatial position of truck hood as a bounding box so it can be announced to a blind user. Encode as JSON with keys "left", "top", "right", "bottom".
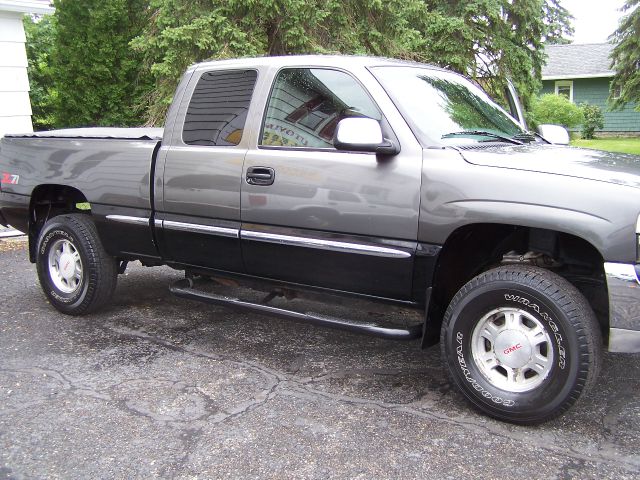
{"left": 459, "top": 144, "right": 640, "bottom": 189}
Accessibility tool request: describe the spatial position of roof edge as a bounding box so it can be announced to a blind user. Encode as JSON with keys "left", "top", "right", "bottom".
{"left": 545, "top": 42, "right": 615, "bottom": 47}
{"left": 0, "top": 1, "right": 54, "bottom": 15}
{"left": 190, "top": 54, "right": 442, "bottom": 71}
{"left": 542, "top": 72, "right": 615, "bottom": 81}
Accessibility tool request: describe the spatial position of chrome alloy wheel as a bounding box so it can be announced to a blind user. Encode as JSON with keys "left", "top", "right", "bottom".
{"left": 471, "top": 307, "right": 554, "bottom": 393}
{"left": 48, "top": 238, "right": 83, "bottom": 294}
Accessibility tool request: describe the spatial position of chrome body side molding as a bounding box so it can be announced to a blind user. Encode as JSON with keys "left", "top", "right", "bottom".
{"left": 161, "top": 220, "right": 239, "bottom": 238}
{"left": 241, "top": 230, "right": 412, "bottom": 259}
{"left": 105, "top": 215, "right": 149, "bottom": 226}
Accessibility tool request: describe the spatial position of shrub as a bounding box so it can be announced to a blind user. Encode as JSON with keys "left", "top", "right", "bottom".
{"left": 528, "top": 93, "right": 584, "bottom": 129}
{"left": 580, "top": 103, "right": 604, "bottom": 139}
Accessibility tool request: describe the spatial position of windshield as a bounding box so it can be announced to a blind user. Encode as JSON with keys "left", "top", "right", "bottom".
{"left": 371, "top": 66, "right": 526, "bottom": 146}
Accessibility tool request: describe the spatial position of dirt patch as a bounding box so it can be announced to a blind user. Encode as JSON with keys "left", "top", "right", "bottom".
{"left": 0, "top": 237, "right": 28, "bottom": 252}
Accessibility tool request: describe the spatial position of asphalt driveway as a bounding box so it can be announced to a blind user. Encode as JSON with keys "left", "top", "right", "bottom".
{"left": 1, "top": 237, "right": 639, "bottom": 479}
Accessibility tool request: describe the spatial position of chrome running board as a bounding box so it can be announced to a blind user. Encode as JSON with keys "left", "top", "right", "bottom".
{"left": 170, "top": 278, "right": 422, "bottom": 341}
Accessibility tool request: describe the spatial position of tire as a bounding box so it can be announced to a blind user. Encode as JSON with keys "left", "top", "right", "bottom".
{"left": 36, "top": 214, "right": 117, "bottom": 315}
{"left": 440, "top": 265, "right": 602, "bottom": 424}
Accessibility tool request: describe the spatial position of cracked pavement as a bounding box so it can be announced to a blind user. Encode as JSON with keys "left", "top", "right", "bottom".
{"left": 1, "top": 238, "right": 639, "bottom": 479}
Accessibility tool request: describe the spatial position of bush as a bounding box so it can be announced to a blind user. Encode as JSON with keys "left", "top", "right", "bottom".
{"left": 24, "top": 15, "right": 57, "bottom": 130}
{"left": 528, "top": 93, "right": 584, "bottom": 129}
{"left": 580, "top": 103, "right": 604, "bottom": 139}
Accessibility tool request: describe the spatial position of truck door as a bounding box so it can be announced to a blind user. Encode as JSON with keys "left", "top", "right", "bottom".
{"left": 155, "top": 68, "right": 259, "bottom": 272}
{"left": 241, "top": 67, "right": 422, "bottom": 300}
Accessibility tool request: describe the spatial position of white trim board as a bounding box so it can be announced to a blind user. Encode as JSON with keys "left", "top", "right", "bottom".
{"left": 542, "top": 72, "right": 615, "bottom": 80}
{"left": 0, "top": 1, "right": 54, "bottom": 15}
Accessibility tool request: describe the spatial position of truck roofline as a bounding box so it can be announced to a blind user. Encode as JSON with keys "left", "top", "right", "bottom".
{"left": 188, "top": 54, "right": 446, "bottom": 73}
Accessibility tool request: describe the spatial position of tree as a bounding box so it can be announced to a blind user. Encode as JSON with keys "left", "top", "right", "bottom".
{"left": 541, "top": 0, "right": 574, "bottom": 45}
{"left": 131, "top": 0, "right": 446, "bottom": 124}
{"left": 428, "top": 1, "right": 574, "bottom": 112}
{"left": 580, "top": 103, "right": 604, "bottom": 139}
{"left": 51, "top": 0, "right": 153, "bottom": 127}
{"left": 528, "top": 94, "right": 584, "bottom": 128}
{"left": 609, "top": 0, "right": 639, "bottom": 111}
{"left": 23, "top": 15, "right": 57, "bottom": 130}
{"left": 132, "top": 0, "right": 574, "bottom": 125}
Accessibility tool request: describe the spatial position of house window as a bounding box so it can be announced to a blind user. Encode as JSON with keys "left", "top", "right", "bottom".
{"left": 555, "top": 80, "right": 573, "bottom": 102}
{"left": 611, "top": 83, "right": 622, "bottom": 99}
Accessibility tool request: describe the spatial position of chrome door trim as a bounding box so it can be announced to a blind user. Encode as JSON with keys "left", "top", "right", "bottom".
{"left": 241, "top": 230, "right": 411, "bottom": 259}
{"left": 105, "top": 215, "right": 149, "bottom": 226}
{"left": 162, "top": 220, "right": 239, "bottom": 238}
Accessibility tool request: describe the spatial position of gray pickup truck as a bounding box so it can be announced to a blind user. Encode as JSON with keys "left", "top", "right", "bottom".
{"left": 1, "top": 55, "right": 639, "bottom": 424}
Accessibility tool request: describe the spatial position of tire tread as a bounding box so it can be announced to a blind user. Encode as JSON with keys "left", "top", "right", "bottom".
{"left": 440, "top": 264, "right": 602, "bottom": 424}
{"left": 36, "top": 214, "right": 117, "bottom": 315}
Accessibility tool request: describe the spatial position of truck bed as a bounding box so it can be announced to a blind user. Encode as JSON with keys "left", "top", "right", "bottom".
{"left": 0, "top": 128, "right": 162, "bottom": 257}
{"left": 4, "top": 127, "right": 164, "bottom": 141}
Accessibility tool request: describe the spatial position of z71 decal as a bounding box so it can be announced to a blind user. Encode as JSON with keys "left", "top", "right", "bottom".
{"left": 1, "top": 173, "right": 19, "bottom": 185}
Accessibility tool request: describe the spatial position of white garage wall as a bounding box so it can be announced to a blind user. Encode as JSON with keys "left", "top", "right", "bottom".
{"left": 0, "top": 1, "right": 55, "bottom": 138}
{"left": 0, "top": 11, "right": 32, "bottom": 137}
{"left": 0, "top": 12, "right": 26, "bottom": 41}
{"left": 0, "top": 66, "right": 30, "bottom": 91}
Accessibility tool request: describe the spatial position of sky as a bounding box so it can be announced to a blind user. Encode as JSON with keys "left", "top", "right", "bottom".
{"left": 561, "top": 0, "right": 628, "bottom": 43}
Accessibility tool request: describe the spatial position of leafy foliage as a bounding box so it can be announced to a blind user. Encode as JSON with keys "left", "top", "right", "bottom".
{"left": 419, "top": 75, "right": 520, "bottom": 134}
{"left": 430, "top": 1, "right": 573, "bottom": 112}
{"left": 529, "top": 94, "right": 584, "bottom": 128}
{"left": 23, "top": 15, "right": 57, "bottom": 130}
{"left": 25, "top": 1, "right": 573, "bottom": 127}
{"left": 130, "top": 0, "right": 452, "bottom": 124}
{"left": 50, "top": 0, "right": 153, "bottom": 127}
{"left": 132, "top": 0, "right": 574, "bottom": 124}
{"left": 609, "top": 0, "right": 639, "bottom": 111}
{"left": 580, "top": 103, "right": 604, "bottom": 139}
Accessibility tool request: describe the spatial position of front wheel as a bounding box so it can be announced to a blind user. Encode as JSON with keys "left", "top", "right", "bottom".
{"left": 36, "top": 214, "right": 117, "bottom": 315}
{"left": 440, "top": 265, "right": 602, "bottom": 424}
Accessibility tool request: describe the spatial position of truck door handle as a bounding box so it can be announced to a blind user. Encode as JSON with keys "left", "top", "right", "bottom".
{"left": 246, "top": 166, "right": 275, "bottom": 186}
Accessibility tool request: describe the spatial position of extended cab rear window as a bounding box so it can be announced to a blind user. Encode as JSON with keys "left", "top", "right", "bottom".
{"left": 182, "top": 69, "right": 258, "bottom": 146}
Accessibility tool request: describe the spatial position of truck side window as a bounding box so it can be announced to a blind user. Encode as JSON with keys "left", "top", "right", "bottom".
{"left": 261, "top": 68, "right": 382, "bottom": 149}
{"left": 183, "top": 69, "right": 258, "bottom": 146}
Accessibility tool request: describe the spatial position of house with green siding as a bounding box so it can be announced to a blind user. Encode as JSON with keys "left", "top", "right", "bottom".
{"left": 540, "top": 43, "right": 640, "bottom": 135}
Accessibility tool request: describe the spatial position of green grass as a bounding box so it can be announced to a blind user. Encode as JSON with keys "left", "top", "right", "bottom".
{"left": 571, "top": 138, "right": 640, "bottom": 156}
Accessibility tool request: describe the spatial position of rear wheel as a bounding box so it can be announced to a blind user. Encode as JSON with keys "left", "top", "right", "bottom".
{"left": 36, "top": 214, "right": 117, "bottom": 315}
{"left": 440, "top": 265, "right": 602, "bottom": 424}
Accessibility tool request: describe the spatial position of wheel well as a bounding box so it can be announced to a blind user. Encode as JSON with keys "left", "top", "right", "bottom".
{"left": 28, "top": 185, "right": 89, "bottom": 262}
{"left": 426, "top": 224, "right": 608, "bottom": 343}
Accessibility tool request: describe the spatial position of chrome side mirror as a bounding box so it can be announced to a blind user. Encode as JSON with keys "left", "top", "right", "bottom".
{"left": 333, "top": 118, "right": 398, "bottom": 155}
{"left": 537, "top": 124, "right": 570, "bottom": 145}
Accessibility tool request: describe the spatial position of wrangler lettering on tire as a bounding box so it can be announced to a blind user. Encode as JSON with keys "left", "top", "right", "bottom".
{"left": 36, "top": 214, "right": 117, "bottom": 315}
{"left": 441, "top": 265, "right": 602, "bottom": 424}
